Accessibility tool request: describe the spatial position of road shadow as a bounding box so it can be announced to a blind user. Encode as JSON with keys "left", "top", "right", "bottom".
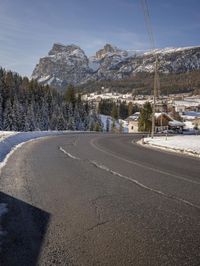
{"left": 0, "top": 192, "right": 50, "bottom": 266}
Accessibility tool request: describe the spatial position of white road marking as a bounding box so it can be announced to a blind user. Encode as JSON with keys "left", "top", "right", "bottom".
{"left": 58, "top": 139, "right": 200, "bottom": 210}
{"left": 90, "top": 137, "right": 200, "bottom": 186}
{"left": 90, "top": 160, "right": 200, "bottom": 210}
{"left": 59, "top": 147, "right": 80, "bottom": 160}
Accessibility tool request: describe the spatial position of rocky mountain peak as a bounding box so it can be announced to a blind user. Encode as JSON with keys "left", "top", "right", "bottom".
{"left": 32, "top": 43, "right": 90, "bottom": 90}
{"left": 96, "top": 44, "right": 126, "bottom": 59}
{"left": 48, "top": 43, "right": 83, "bottom": 56}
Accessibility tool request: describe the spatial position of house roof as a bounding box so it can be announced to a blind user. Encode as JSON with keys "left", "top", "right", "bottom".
{"left": 126, "top": 112, "right": 140, "bottom": 121}
{"left": 154, "top": 112, "right": 173, "bottom": 121}
{"left": 168, "top": 120, "right": 185, "bottom": 127}
{"left": 126, "top": 112, "right": 185, "bottom": 127}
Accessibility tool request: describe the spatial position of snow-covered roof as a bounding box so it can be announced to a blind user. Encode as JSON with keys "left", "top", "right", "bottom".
{"left": 168, "top": 120, "right": 185, "bottom": 127}
{"left": 126, "top": 112, "right": 140, "bottom": 121}
{"left": 154, "top": 112, "right": 173, "bottom": 121}
{"left": 174, "top": 100, "right": 200, "bottom": 107}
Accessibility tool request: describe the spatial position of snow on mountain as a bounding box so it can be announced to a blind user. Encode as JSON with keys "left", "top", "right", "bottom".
{"left": 88, "top": 56, "right": 100, "bottom": 72}
{"left": 32, "top": 43, "right": 200, "bottom": 91}
{"left": 144, "top": 46, "right": 200, "bottom": 55}
{"left": 32, "top": 43, "right": 91, "bottom": 90}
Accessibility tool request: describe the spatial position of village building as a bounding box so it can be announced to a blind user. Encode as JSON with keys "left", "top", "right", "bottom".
{"left": 173, "top": 99, "right": 200, "bottom": 112}
{"left": 181, "top": 111, "right": 200, "bottom": 130}
{"left": 155, "top": 113, "right": 185, "bottom": 133}
{"left": 126, "top": 112, "right": 140, "bottom": 133}
{"left": 126, "top": 112, "right": 185, "bottom": 133}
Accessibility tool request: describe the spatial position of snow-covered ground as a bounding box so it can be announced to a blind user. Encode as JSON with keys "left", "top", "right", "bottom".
{"left": 143, "top": 135, "right": 200, "bottom": 157}
{"left": 0, "top": 131, "right": 18, "bottom": 142}
{"left": 99, "top": 114, "right": 128, "bottom": 132}
{"left": 99, "top": 114, "right": 113, "bottom": 131}
{"left": 0, "top": 131, "right": 75, "bottom": 166}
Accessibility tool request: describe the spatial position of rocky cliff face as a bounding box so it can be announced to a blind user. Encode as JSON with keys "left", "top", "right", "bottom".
{"left": 32, "top": 43, "right": 200, "bottom": 90}
{"left": 32, "top": 43, "right": 91, "bottom": 89}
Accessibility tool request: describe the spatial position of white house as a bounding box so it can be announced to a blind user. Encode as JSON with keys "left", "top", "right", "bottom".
{"left": 126, "top": 112, "right": 140, "bottom": 133}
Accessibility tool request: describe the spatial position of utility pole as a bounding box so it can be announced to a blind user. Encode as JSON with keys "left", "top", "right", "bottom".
{"left": 151, "top": 56, "right": 159, "bottom": 138}
{"left": 141, "top": 0, "right": 159, "bottom": 138}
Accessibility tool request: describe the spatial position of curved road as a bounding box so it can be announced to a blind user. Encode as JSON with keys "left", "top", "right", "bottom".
{"left": 0, "top": 133, "right": 200, "bottom": 265}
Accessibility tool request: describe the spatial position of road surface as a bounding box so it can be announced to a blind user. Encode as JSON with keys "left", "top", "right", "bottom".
{"left": 0, "top": 133, "right": 200, "bottom": 265}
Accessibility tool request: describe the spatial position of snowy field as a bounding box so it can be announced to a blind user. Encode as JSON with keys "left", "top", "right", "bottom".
{"left": 143, "top": 135, "right": 200, "bottom": 157}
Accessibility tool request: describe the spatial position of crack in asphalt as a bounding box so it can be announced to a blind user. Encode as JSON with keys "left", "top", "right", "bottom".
{"left": 86, "top": 220, "right": 110, "bottom": 233}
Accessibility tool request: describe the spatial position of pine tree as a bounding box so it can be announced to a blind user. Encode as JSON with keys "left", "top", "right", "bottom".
{"left": 119, "top": 121, "right": 123, "bottom": 133}
{"left": 111, "top": 119, "right": 116, "bottom": 132}
{"left": 128, "top": 102, "right": 133, "bottom": 116}
{"left": 64, "top": 84, "right": 76, "bottom": 108}
{"left": 12, "top": 96, "right": 21, "bottom": 131}
{"left": 3, "top": 99, "right": 13, "bottom": 130}
{"left": 119, "top": 102, "right": 128, "bottom": 119}
{"left": 90, "top": 122, "right": 94, "bottom": 131}
{"left": 138, "top": 102, "right": 152, "bottom": 132}
{"left": 25, "top": 104, "right": 35, "bottom": 131}
{"left": 57, "top": 114, "right": 66, "bottom": 130}
{"left": 111, "top": 103, "right": 118, "bottom": 120}
{"left": 106, "top": 117, "right": 110, "bottom": 132}
{"left": 0, "top": 68, "right": 97, "bottom": 132}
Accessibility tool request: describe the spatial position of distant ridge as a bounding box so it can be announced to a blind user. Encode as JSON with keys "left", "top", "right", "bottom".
{"left": 32, "top": 43, "right": 200, "bottom": 91}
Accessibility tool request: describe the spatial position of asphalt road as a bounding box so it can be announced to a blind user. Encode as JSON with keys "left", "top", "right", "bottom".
{"left": 0, "top": 133, "right": 200, "bottom": 266}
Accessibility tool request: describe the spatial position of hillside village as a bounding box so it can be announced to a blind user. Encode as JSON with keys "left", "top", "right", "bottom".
{"left": 82, "top": 89, "right": 200, "bottom": 134}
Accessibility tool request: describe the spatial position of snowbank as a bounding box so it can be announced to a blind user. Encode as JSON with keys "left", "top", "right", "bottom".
{"left": 0, "top": 131, "right": 74, "bottom": 165}
{"left": 142, "top": 135, "right": 200, "bottom": 157}
{"left": 0, "top": 131, "right": 18, "bottom": 142}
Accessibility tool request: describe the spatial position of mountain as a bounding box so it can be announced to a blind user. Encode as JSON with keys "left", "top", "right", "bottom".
{"left": 32, "top": 43, "right": 200, "bottom": 91}
{"left": 32, "top": 43, "right": 91, "bottom": 89}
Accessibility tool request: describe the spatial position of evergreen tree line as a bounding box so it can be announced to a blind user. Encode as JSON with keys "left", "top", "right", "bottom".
{"left": 78, "top": 70, "right": 200, "bottom": 96}
{"left": 98, "top": 99, "right": 139, "bottom": 120}
{"left": 0, "top": 68, "right": 101, "bottom": 131}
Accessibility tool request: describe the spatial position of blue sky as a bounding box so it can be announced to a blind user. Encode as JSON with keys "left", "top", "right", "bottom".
{"left": 0, "top": 0, "right": 199, "bottom": 77}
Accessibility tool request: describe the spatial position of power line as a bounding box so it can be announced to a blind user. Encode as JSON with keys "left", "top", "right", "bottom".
{"left": 141, "top": 0, "right": 155, "bottom": 49}
{"left": 140, "top": 0, "right": 160, "bottom": 138}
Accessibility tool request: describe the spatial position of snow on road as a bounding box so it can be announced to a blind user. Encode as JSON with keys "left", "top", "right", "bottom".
{"left": 143, "top": 135, "right": 200, "bottom": 157}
